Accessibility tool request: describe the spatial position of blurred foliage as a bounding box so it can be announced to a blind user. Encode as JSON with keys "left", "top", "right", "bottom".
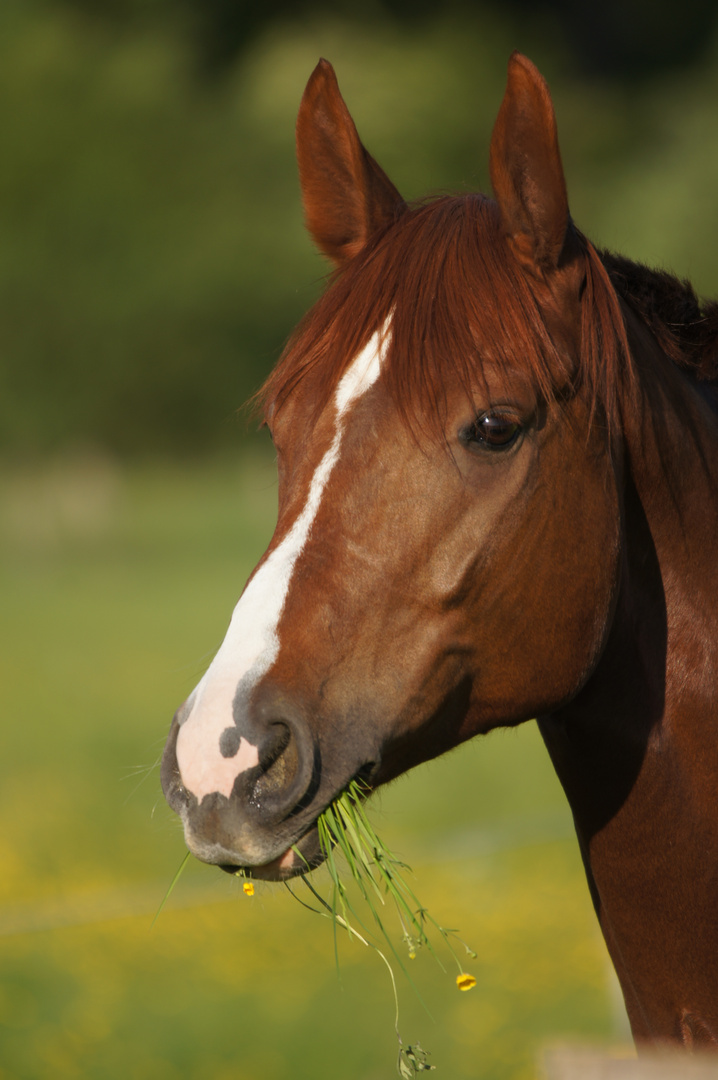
{"left": 55, "top": 0, "right": 718, "bottom": 80}
{"left": 2, "top": 0, "right": 718, "bottom": 459}
{"left": 0, "top": 455, "right": 621, "bottom": 1079}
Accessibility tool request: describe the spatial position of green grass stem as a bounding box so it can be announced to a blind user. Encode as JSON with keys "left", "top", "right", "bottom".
{"left": 288, "top": 779, "right": 478, "bottom": 1076}
{"left": 151, "top": 851, "right": 191, "bottom": 929}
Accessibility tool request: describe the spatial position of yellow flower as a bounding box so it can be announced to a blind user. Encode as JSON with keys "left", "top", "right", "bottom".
{"left": 456, "top": 973, "right": 476, "bottom": 992}
{"left": 243, "top": 881, "right": 254, "bottom": 896}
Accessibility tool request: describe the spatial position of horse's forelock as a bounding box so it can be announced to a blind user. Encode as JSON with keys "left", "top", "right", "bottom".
{"left": 257, "top": 194, "right": 632, "bottom": 438}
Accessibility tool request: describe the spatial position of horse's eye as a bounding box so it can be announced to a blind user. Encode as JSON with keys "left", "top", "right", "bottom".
{"left": 466, "top": 412, "right": 522, "bottom": 450}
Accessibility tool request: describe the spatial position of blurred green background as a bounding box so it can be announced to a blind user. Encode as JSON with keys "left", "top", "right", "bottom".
{"left": 3, "top": 0, "right": 718, "bottom": 1077}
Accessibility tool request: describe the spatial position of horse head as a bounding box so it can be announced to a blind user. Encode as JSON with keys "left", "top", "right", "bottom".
{"left": 161, "top": 54, "right": 625, "bottom": 879}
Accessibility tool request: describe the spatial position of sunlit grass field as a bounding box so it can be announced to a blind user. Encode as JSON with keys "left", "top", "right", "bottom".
{"left": 0, "top": 452, "right": 624, "bottom": 1079}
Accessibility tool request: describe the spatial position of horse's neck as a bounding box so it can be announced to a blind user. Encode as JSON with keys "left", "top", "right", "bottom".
{"left": 540, "top": 363, "right": 718, "bottom": 1046}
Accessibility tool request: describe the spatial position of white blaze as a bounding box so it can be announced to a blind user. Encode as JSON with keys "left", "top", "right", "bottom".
{"left": 176, "top": 321, "right": 391, "bottom": 801}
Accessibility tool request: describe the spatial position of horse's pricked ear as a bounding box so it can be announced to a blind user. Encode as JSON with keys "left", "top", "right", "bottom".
{"left": 296, "top": 59, "right": 405, "bottom": 267}
{"left": 489, "top": 53, "right": 571, "bottom": 276}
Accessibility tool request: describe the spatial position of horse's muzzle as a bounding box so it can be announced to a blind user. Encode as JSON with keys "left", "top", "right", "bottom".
{"left": 160, "top": 688, "right": 322, "bottom": 873}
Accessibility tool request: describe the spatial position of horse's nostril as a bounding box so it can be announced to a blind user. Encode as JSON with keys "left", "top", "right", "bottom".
{"left": 248, "top": 713, "right": 311, "bottom": 820}
{"left": 254, "top": 723, "right": 295, "bottom": 798}
{"left": 253, "top": 736, "right": 298, "bottom": 802}
{"left": 257, "top": 722, "right": 291, "bottom": 772}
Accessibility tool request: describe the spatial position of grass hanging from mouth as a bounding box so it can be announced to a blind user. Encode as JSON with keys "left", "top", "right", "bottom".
{"left": 151, "top": 850, "right": 191, "bottom": 929}
{"left": 154, "top": 782, "right": 477, "bottom": 1076}
{"left": 287, "top": 779, "right": 477, "bottom": 1078}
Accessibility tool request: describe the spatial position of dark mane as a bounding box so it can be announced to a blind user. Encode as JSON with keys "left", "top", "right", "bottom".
{"left": 258, "top": 194, "right": 633, "bottom": 433}
{"left": 602, "top": 252, "right": 718, "bottom": 385}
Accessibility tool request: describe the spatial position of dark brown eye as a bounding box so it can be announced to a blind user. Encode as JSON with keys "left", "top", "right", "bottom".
{"left": 466, "top": 412, "right": 522, "bottom": 450}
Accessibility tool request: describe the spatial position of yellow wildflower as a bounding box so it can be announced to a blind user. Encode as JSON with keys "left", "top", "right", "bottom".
{"left": 243, "top": 881, "right": 254, "bottom": 896}
{"left": 456, "top": 973, "right": 476, "bottom": 992}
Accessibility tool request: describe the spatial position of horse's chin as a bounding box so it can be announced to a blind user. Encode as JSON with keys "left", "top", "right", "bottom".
{"left": 218, "top": 823, "right": 325, "bottom": 882}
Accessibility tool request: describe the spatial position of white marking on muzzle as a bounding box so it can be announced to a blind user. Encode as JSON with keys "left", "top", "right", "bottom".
{"left": 175, "top": 320, "right": 391, "bottom": 802}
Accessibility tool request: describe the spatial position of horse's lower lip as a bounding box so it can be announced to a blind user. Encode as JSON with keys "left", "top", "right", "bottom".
{"left": 219, "top": 847, "right": 296, "bottom": 880}
{"left": 246, "top": 847, "right": 297, "bottom": 880}
{"left": 218, "top": 824, "right": 322, "bottom": 881}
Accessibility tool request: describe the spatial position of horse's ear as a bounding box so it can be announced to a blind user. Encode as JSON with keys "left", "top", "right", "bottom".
{"left": 489, "top": 53, "right": 571, "bottom": 276}
{"left": 296, "top": 59, "right": 405, "bottom": 267}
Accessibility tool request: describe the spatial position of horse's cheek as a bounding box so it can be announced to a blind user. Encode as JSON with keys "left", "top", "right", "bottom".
{"left": 528, "top": 449, "right": 622, "bottom": 709}
{"left": 460, "top": 441, "right": 621, "bottom": 725}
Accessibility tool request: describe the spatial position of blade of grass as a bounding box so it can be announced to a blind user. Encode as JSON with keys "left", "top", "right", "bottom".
{"left": 151, "top": 851, "right": 191, "bottom": 929}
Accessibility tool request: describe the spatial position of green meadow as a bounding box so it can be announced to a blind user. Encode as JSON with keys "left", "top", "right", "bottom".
{"left": 0, "top": 453, "right": 622, "bottom": 1080}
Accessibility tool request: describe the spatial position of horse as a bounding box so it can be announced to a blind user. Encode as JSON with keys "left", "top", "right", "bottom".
{"left": 161, "top": 52, "right": 718, "bottom": 1049}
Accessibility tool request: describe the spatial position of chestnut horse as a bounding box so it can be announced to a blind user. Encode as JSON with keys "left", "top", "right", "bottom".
{"left": 162, "top": 54, "right": 718, "bottom": 1048}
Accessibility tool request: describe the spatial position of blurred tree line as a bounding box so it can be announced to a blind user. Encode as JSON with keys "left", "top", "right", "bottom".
{"left": 3, "top": 0, "right": 718, "bottom": 459}
{"left": 56, "top": 0, "right": 718, "bottom": 80}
